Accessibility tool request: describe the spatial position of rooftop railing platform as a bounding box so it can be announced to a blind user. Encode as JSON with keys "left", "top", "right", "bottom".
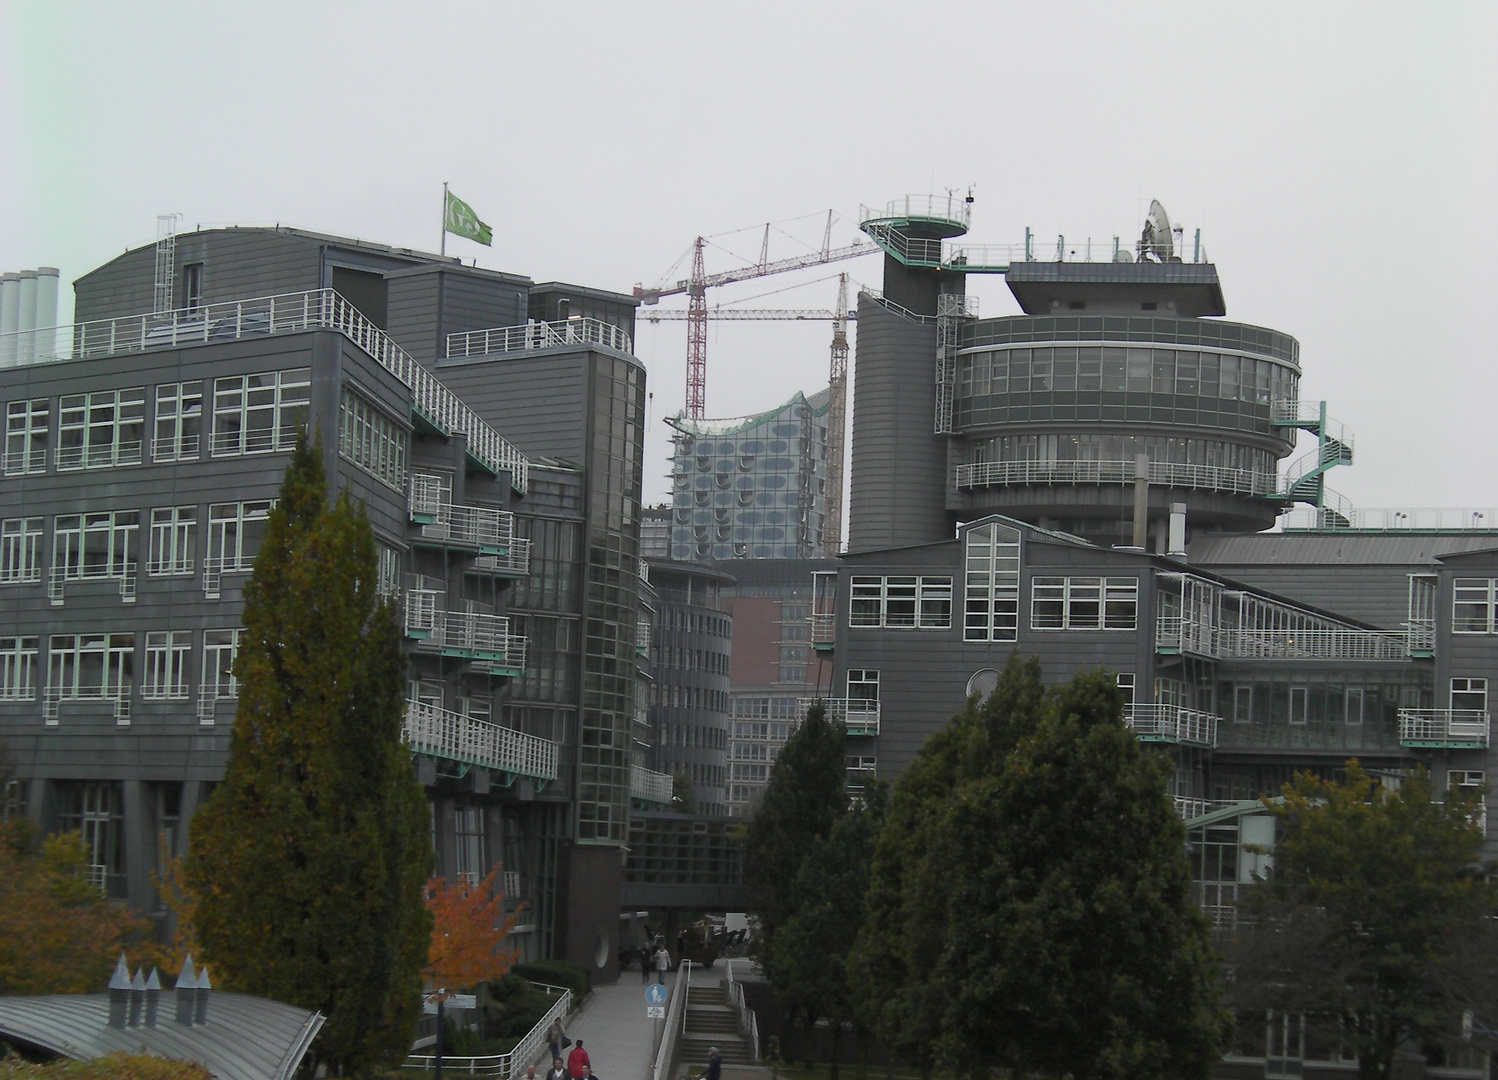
{"left": 0, "top": 289, "right": 529, "bottom": 492}
{"left": 1398, "top": 709, "right": 1490, "bottom": 750}
{"left": 446, "top": 317, "right": 632, "bottom": 359}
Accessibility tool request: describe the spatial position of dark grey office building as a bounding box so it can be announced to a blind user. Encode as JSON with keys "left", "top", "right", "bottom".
{"left": 0, "top": 224, "right": 649, "bottom": 980}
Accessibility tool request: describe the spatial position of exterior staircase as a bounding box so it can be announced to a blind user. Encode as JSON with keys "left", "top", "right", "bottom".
{"left": 1273, "top": 400, "right": 1354, "bottom": 525}
{"left": 681, "top": 983, "right": 754, "bottom": 1066}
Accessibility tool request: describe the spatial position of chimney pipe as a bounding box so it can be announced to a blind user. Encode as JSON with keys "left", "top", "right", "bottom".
{"left": 34, "top": 268, "right": 59, "bottom": 361}
{"left": 107, "top": 954, "right": 131, "bottom": 1028}
{"left": 1131, "top": 454, "right": 1149, "bottom": 550}
{"left": 144, "top": 968, "right": 162, "bottom": 1027}
{"left": 15, "top": 271, "right": 36, "bottom": 365}
{"left": 175, "top": 955, "right": 197, "bottom": 1025}
{"left": 128, "top": 968, "right": 146, "bottom": 1027}
{"left": 194, "top": 965, "right": 211, "bottom": 1025}
{"left": 1168, "top": 503, "right": 1187, "bottom": 557}
{"left": 0, "top": 274, "right": 18, "bottom": 367}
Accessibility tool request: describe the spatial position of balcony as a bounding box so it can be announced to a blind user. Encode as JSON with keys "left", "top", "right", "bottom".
{"left": 1398, "top": 709, "right": 1491, "bottom": 750}
{"left": 631, "top": 765, "right": 674, "bottom": 805}
{"left": 403, "top": 699, "right": 556, "bottom": 782}
{"left": 802, "top": 697, "right": 880, "bottom": 736}
{"left": 43, "top": 686, "right": 131, "bottom": 726}
{"left": 48, "top": 563, "right": 137, "bottom": 607}
{"left": 955, "top": 459, "right": 1283, "bottom": 500}
{"left": 811, "top": 570, "right": 837, "bottom": 652}
{"left": 404, "top": 602, "right": 526, "bottom": 675}
{"left": 468, "top": 542, "right": 532, "bottom": 579}
{"left": 408, "top": 474, "right": 515, "bottom": 555}
{"left": 1124, "top": 704, "right": 1219, "bottom": 749}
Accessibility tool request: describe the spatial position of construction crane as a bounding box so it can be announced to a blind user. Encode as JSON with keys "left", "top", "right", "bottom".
{"left": 638, "top": 274, "right": 856, "bottom": 554}
{"left": 635, "top": 212, "right": 874, "bottom": 419}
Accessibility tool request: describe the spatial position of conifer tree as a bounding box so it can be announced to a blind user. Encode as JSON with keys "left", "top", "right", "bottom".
{"left": 187, "top": 433, "right": 432, "bottom": 1075}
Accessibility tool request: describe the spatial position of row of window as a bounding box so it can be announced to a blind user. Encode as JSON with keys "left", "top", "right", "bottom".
{"left": 338, "top": 388, "right": 407, "bottom": 490}
{"left": 4, "top": 370, "right": 309, "bottom": 476}
{"left": 847, "top": 571, "right": 1138, "bottom": 633}
{"left": 0, "top": 503, "right": 272, "bottom": 585}
{"left": 0, "top": 629, "right": 242, "bottom": 702}
{"left": 1454, "top": 579, "right": 1498, "bottom": 634}
{"left": 967, "top": 433, "right": 1280, "bottom": 476}
{"left": 956, "top": 346, "right": 1298, "bottom": 405}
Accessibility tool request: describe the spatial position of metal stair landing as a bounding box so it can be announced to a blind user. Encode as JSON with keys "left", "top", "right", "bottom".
{"left": 1273, "top": 400, "right": 1354, "bottom": 522}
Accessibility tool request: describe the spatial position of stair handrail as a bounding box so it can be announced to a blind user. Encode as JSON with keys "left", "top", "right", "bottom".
{"left": 651, "top": 960, "right": 691, "bottom": 1080}
{"left": 722, "top": 959, "right": 760, "bottom": 1062}
{"left": 403, "top": 982, "right": 573, "bottom": 1077}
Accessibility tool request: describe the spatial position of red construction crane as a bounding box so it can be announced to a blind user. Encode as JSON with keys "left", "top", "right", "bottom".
{"left": 637, "top": 275, "right": 856, "bottom": 554}
{"left": 635, "top": 212, "right": 873, "bottom": 419}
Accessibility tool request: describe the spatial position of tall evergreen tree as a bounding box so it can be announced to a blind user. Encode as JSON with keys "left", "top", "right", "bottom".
{"left": 187, "top": 434, "right": 432, "bottom": 1076}
{"left": 743, "top": 701, "right": 846, "bottom": 968}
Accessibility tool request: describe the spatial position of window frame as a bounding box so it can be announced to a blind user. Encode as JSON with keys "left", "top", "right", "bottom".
{"left": 1453, "top": 578, "right": 1497, "bottom": 634}
{"left": 56, "top": 388, "right": 146, "bottom": 470}
{"left": 0, "top": 636, "right": 38, "bottom": 700}
{"left": 152, "top": 381, "right": 204, "bottom": 462}
{"left": 0, "top": 517, "right": 43, "bottom": 583}
{"left": 848, "top": 575, "right": 953, "bottom": 630}
{"left": 1030, "top": 576, "right": 1139, "bottom": 631}
{"left": 148, "top": 506, "right": 197, "bottom": 576}
{"left": 4, "top": 399, "right": 49, "bottom": 476}
{"left": 142, "top": 630, "right": 191, "bottom": 701}
{"left": 211, "top": 369, "right": 310, "bottom": 457}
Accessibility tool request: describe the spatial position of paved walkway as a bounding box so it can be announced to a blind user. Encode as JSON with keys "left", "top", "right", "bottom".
{"left": 553, "top": 968, "right": 684, "bottom": 1080}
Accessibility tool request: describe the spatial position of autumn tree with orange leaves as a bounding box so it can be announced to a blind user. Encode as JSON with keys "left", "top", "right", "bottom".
{"left": 424, "top": 867, "right": 520, "bottom": 995}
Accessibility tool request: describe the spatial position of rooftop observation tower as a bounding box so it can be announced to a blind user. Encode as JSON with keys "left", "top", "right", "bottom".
{"left": 848, "top": 196, "right": 1350, "bottom": 552}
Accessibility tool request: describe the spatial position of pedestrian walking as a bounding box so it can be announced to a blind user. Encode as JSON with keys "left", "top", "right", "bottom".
{"left": 697, "top": 1047, "right": 722, "bottom": 1080}
{"left": 567, "top": 1040, "right": 591, "bottom": 1079}
{"left": 547, "top": 1058, "right": 567, "bottom": 1080}
{"left": 639, "top": 944, "right": 651, "bottom": 983}
{"left": 547, "top": 1017, "right": 570, "bottom": 1063}
{"left": 653, "top": 944, "right": 670, "bottom": 984}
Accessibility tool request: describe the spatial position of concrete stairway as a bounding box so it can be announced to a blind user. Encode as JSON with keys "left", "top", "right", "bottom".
{"left": 681, "top": 983, "right": 754, "bottom": 1066}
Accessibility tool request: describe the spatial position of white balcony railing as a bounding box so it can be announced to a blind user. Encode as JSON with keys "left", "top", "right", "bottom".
{"left": 631, "top": 764, "right": 674, "bottom": 804}
{"left": 1218, "top": 627, "right": 1409, "bottom": 662}
{"left": 409, "top": 473, "right": 515, "bottom": 551}
{"left": 406, "top": 605, "right": 526, "bottom": 671}
{"left": 802, "top": 697, "right": 880, "bottom": 736}
{"left": 809, "top": 612, "right": 836, "bottom": 645}
{"left": 1398, "top": 709, "right": 1491, "bottom": 749}
{"left": 402, "top": 699, "right": 556, "bottom": 781}
{"left": 956, "top": 458, "right": 1285, "bottom": 500}
{"left": 1172, "top": 796, "right": 1242, "bottom": 821}
{"left": 447, "top": 317, "right": 633, "bottom": 359}
{"left": 47, "top": 563, "right": 137, "bottom": 606}
{"left": 470, "top": 541, "right": 532, "bottom": 577}
{"left": 0, "top": 289, "right": 529, "bottom": 492}
{"left": 1125, "top": 704, "right": 1219, "bottom": 749}
{"left": 42, "top": 686, "right": 131, "bottom": 725}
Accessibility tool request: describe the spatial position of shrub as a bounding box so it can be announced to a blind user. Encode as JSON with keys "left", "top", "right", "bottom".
{"left": 511, "top": 961, "right": 590, "bottom": 1001}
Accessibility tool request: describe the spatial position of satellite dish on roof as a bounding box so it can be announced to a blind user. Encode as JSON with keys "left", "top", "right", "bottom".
{"left": 1139, "top": 199, "right": 1174, "bottom": 262}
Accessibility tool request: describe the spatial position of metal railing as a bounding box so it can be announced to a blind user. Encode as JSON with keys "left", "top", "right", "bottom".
{"left": 801, "top": 697, "right": 880, "bottom": 736}
{"left": 1217, "top": 627, "right": 1409, "bottom": 662}
{"left": 1124, "top": 704, "right": 1219, "bottom": 749}
{"left": 403, "top": 699, "right": 557, "bottom": 780}
{"left": 415, "top": 610, "right": 527, "bottom": 669}
{"left": 47, "top": 563, "right": 138, "bottom": 606}
{"left": 409, "top": 473, "right": 516, "bottom": 550}
{"left": 447, "top": 317, "right": 633, "bottom": 358}
{"left": 650, "top": 961, "right": 692, "bottom": 1080}
{"left": 956, "top": 458, "right": 1285, "bottom": 499}
{"left": 1398, "top": 709, "right": 1491, "bottom": 749}
{"left": 42, "top": 685, "right": 132, "bottom": 724}
{"left": 631, "top": 764, "right": 674, "bottom": 804}
{"left": 860, "top": 195, "right": 973, "bottom": 230}
{"left": 1279, "top": 506, "right": 1498, "bottom": 532}
{"left": 1172, "top": 796, "right": 1240, "bottom": 821}
{"left": 470, "top": 542, "right": 532, "bottom": 577}
{"left": 723, "top": 959, "right": 760, "bottom": 1062}
{"left": 404, "top": 983, "right": 573, "bottom": 1078}
{"left": 809, "top": 612, "right": 836, "bottom": 645}
{"left": 0, "top": 289, "right": 529, "bottom": 492}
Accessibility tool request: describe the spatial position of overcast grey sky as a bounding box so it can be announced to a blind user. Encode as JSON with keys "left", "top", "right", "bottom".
{"left": 3, "top": 2, "right": 1495, "bottom": 513}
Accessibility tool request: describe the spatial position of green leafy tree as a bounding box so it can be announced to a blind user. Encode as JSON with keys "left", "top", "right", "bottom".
{"left": 849, "top": 652, "right": 1046, "bottom": 1079}
{"left": 671, "top": 769, "right": 698, "bottom": 814}
{"left": 1229, "top": 762, "right": 1498, "bottom": 1080}
{"left": 853, "top": 658, "right": 1228, "bottom": 1080}
{"left": 771, "top": 783, "right": 886, "bottom": 1078}
{"left": 186, "top": 433, "right": 432, "bottom": 1076}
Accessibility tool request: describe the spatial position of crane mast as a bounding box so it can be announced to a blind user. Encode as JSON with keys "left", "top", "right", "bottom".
{"left": 823, "top": 273, "right": 849, "bottom": 554}
{"left": 686, "top": 238, "right": 708, "bottom": 420}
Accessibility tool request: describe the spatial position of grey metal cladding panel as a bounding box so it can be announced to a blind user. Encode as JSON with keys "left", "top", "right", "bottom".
{"left": 385, "top": 272, "right": 443, "bottom": 363}
{"left": 1193, "top": 565, "right": 1411, "bottom": 628}
{"left": 180, "top": 230, "right": 324, "bottom": 308}
{"left": 1190, "top": 532, "right": 1498, "bottom": 566}
{"left": 435, "top": 356, "right": 587, "bottom": 462}
{"left": 441, "top": 273, "right": 525, "bottom": 337}
{"left": 72, "top": 247, "right": 156, "bottom": 323}
{"left": 848, "top": 299, "right": 948, "bottom": 553}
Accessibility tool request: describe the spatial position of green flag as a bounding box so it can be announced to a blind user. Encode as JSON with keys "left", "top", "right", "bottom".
{"left": 444, "top": 189, "right": 493, "bottom": 246}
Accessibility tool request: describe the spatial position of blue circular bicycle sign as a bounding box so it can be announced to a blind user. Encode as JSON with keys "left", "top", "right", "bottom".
{"left": 645, "top": 983, "right": 667, "bottom": 1007}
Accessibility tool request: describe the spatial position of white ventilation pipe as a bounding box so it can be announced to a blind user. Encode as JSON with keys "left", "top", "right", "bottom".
{"left": 15, "top": 271, "right": 37, "bottom": 364}
{"left": 1168, "top": 502, "right": 1188, "bottom": 558}
{"left": 0, "top": 274, "right": 18, "bottom": 367}
{"left": 34, "top": 267, "right": 59, "bottom": 361}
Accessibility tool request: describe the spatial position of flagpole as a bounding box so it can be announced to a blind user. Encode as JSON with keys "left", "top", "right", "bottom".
{"left": 441, "top": 182, "right": 448, "bottom": 256}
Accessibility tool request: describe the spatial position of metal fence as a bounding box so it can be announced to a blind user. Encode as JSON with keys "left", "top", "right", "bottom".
{"left": 447, "top": 318, "right": 633, "bottom": 358}
{"left": 403, "top": 699, "right": 557, "bottom": 780}
{"left": 404, "top": 983, "right": 573, "bottom": 1078}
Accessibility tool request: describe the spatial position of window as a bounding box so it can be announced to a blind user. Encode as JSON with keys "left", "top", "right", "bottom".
{"left": 1451, "top": 677, "right": 1488, "bottom": 713}
{"left": 1289, "top": 686, "right": 1308, "bottom": 725}
{"left": 202, "top": 629, "right": 243, "bottom": 700}
{"left": 454, "top": 805, "right": 487, "bottom": 885}
{"left": 0, "top": 636, "right": 38, "bottom": 700}
{"left": 1, "top": 518, "right": 42, "bottom": 583}
{"left": 4, "top": 399, "right": 48, "bottom": 475}
{"left": 1453, "top": 578, "right": 1498, "bottom": 634}
{"left": 848, "top": 668, "right": 879, "bottom": 705}
{"left": 849, "top": 576, "right": 952, "bottom": 629}
{"left": 52, "top": 511, "right": 138, "bottom": 581}
{"left": 148, "top": 507, "right": 197, "bottom": 576}
{"left": 57, "top": 388, "right": 146, "bottom": 469}
{"left": 58, "top": 782, "right": 124, "bottom": 894}
{"left": 376, "top": 544, "right": 402, "bottom": 599}
{"left": 143, "top": 631, "right": 191, "bottom": 700}
{"left": 1234, "top": 685, "right": 1253, "bottom": 724}
{"left": 181, "top": 263, "right": 203, "bottom": 312}
{"left": 1344, "top": 687, "right": 1364, "bottom": 726}
{"left": 1031, "top": 577, "right": 1138, "bottom": 630}
{"left": 153, "top": 381, "right": 203, "bottom": 462}
{"left": 206, "top": 501, "right": 273, "bottom": 573}
{"left": 211, "top": 369, "right": 310, "bottom": 455}
{"left": 964, "top": 522, "right": 1020, "bottom": 642}
{"left": 49, "top": 633, "right": 134, "bottom": 700}
{"left": 338, "top": 388, "right": 408, "bottom": 489}
{"left": 1116, "top": 672, "right": 1135, "bottom": 706}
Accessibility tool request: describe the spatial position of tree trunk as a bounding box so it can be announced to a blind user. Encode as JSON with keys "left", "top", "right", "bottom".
{"left": 829, "top": 1021, "right": 841, "bottom": 1080}
{"left": 804, "top": 1008, "right": 819, "bottom": 1069}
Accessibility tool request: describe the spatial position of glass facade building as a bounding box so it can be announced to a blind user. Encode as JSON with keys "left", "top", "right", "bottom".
{"left": 667, "top": 389, "right": 830, "bottom": 561}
